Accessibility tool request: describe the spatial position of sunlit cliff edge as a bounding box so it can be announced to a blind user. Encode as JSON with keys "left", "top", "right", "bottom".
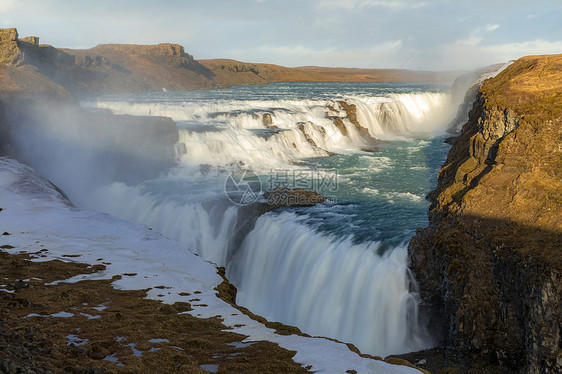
{"left": 409, "top": 55, "right": 562, "bottom": 373}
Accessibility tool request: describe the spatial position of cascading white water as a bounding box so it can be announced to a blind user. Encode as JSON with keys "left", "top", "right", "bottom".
{"left": 228, "top": 212, "right": 431, "bottom": 357}
{"left": 86, "top": 92, "right": 453, "bottom": 172}
{"left": 88, "top": 180, "right": 238, "bottom": 266}
{"left": 78, "top": 84, "right": 455, "bottom": 357}
{"left": 350, "top": 93, "right": 452, "bottom": 137}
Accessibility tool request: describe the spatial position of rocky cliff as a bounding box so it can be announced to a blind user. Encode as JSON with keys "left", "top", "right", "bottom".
{"left": 1, "top": 27, "right": 458, "bottom": 99}
{"left": 409, "top": 55, "right": 562, "bottom": 373}
{"left": 1, "top": 28, "right": 217, "bottom": 96}
{"left": 0, "top": 28, "right": 184, "bottom": 185}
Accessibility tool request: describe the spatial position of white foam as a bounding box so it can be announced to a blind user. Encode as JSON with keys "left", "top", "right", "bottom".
{"left": 84, "top": 92, "right": 454, "bottom": 172}
{"left": 228, "top": 212, "right": 432, "bottom": 357}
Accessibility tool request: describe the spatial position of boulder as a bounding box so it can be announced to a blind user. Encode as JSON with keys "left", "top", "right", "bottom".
{"left": 262, "top": 113, "right": 273, "bottom": 127}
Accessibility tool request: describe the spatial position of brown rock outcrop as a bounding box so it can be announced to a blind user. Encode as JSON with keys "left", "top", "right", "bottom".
{"left": 0, "top": 28, "right": 18, "bottom": 42}
{"left": 0, "top": 28, "right": 22, "bottom": 66}
{"left": 409, "top": 55, "right": 562, "bottom": 373}
{"left": 326, "top": 100, "right": 383, "bottom": 147}
{"left": 337, "top": 100, "right": 382, "bottom": 145}
{"left": 1, "top": 27, "right": 459, "bottom": 99}
{"left": 19, "top": 36, "right": 39, "bottom": 46}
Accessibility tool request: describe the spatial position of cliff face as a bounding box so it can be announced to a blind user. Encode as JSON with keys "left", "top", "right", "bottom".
{"left": 0, "top": 28, "right": 185, "bottom": 185}
{"left": 447, "top": 63, "right": 505, "bottom": 134}
{"left": 409, "top": 55, "right": 562, "bottom": 373}
{"left": 62, "top": 43, "right": 217, "bottom": 94}
{"left": 0, "top": 28, "right": 218, "bottom": 97}
{"left": 1, "top": 27, "right": 459, "bottom": 99}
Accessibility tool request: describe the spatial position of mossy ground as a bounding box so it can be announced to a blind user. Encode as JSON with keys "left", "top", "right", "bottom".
{"left": 0, "top": 248, "right": 310, "bottom": 373}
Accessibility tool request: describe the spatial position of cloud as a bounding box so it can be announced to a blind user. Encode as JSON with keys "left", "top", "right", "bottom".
{"left": 234, "top": 40, "right": 404, "bottom": 68}
{"left": 317, "top": 0, "right": 426, "bottom": 11}
{"left": 416, "top": 37, "right": 562, "bottom": 70}
{"left": 1, "top": 0, "right": 561, "bottom": 71}
{"left": 0, "top": 0, "right": 17, "bottom": 11}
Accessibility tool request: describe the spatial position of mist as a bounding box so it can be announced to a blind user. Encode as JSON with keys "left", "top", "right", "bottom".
{"left": 3, "top": 97, "right": 181, "bottom": 204}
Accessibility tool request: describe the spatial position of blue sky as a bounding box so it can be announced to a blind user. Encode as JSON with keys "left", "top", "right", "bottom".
{"left": 1, "top": 0, "right": 561, "bottom": 70}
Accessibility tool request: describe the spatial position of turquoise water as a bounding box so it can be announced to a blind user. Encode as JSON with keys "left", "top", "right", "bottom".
{"left": 91, "top": 82, "right": 452, "bottom": 247}
{"left": 271, "top": 135, "right": 450, "bottom": 247}
{"left": 85, "top": 82, "right": 454, "bottom": 356}
{"left": 101, "top": 81, "right": 449, "bottom": 102}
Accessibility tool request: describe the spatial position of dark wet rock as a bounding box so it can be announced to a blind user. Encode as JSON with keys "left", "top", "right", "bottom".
{"left": 329, "top": 116, "right": 348, "bottom": 136}
{"left": 262, "top": 113, "right": 274, "bottom": 128}
{"left": 360, "top": 146, "right": 380, "bottom": 153}
{"left": 296, "top": 123, "right": 318, "bottom": 147}
{"left": 443, "top": 136, "right": 457, "bottom": 145}
{"left": 337, "top": 100, "right": 382, "bottom": 145}
{"left": 13, "top": 280, "right": 27, "bottom": 291}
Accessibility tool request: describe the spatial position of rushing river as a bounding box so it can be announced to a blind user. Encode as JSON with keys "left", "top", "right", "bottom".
{"left": 78, "top": 82, "right": 453, "bottom": 357}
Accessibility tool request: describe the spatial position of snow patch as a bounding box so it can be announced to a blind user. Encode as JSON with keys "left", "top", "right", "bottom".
{"left": 0, "top": 157, "right": 421, "bottom": 374}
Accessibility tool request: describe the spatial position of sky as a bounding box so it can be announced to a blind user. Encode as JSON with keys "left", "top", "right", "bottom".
{"left": 1, "top": 0, "right": 561, "bottom": 71}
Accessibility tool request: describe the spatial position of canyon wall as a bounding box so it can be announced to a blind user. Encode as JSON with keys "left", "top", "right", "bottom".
{"left": 0, "top": 29, "right": 183, "bottom": 185}
{"left": 1, "top": 28, "right": 457, "bottom": 99}
{"left": 409, "top": 55, "right": 562, "bottom": 373}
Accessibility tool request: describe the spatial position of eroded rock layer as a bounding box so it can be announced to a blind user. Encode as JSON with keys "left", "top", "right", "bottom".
{"left": 409, "top": 55, "right": 562, "bottom": 373}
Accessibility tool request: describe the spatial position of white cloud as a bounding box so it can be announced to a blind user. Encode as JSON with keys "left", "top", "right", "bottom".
{"left": 317, "top": 0, "right": 426, "bottom": 11}
{"left": 238, "top": 40, "right": 404, "bottom": 68}
{"left": 0, "top": 0, "right": 17, "bottom": 12}
{"left": 1, "top": 0, "right": 561, "bottom": 71}
{"left": 417, "top": 37, "right": 562, "bottom": 70}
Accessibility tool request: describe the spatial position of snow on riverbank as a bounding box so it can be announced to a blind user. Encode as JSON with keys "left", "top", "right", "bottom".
{"left": 0, "top": 157, "right": 421, "bottom": 374}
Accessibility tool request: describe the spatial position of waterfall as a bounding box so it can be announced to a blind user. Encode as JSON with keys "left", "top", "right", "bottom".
{"left": 349, "top": 93, "right": 452, "bottom": 137}
{"left": 73, "top": 84, "right": 453, "bottom": 357}
{"left": 85, "top": 92, "right": 452, "bottom": 172}
{"left": 228, "top": 212, "right": 431, "bottom": 357}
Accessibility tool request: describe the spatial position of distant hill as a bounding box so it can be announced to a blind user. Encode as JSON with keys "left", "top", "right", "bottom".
{"left": 1, "top": 28, "right": 459, "bottom": 98}
{"left": 198, "top": 59, "right": 459, "bottom": 86}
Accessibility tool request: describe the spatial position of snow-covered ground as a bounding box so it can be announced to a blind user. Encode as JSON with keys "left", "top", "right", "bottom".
{"left": 0, "top": 157, "right": 421, "bottom": 374}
